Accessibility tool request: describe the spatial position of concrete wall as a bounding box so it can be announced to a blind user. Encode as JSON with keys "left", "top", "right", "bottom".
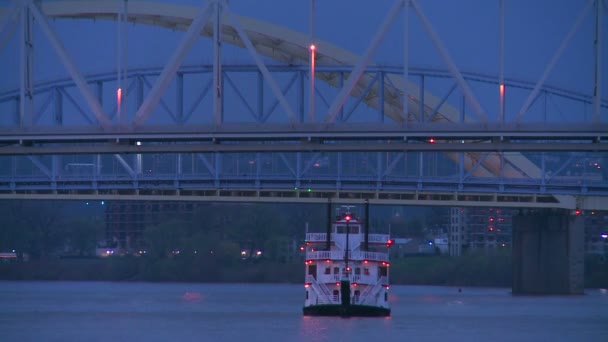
{"left": 512, "top": 210, "right": 584, "bottom": 295}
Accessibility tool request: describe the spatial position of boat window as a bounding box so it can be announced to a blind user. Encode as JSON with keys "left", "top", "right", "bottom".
{"left": 336, "top": 225, "right": 346, "bottom": 234}
{"left": 384, "top": 292, "right": 388, "bottom": 301}
{"left": 333, "top": 267, "right": 339, "bottom": 274}
{"left": 324, "top": 267, "right": 331, "bottom": 275}
{"left": 354, "top": 267, "right": 361, "bottom": 275}
{"left": 349, "top": 226, "right": 359, "bottom": 234}
{"left": 364, "top": 268, "right": 370, "bottom": 275}
{"left": 306, "top": 290, "right": 309, "bottom": 300}
{"left": 378, "top": 266, "right": 388, "bottom": 277}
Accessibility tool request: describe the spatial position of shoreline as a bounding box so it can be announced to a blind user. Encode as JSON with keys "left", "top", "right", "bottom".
{"left": 1, "top": 255, "right": 606, "bottom": 288}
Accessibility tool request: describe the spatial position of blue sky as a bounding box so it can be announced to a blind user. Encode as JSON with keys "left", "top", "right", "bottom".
{"left": 0, "top": 0, "right": 606, "bottom": 122}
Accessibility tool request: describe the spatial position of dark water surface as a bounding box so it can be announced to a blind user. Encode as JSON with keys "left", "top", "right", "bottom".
{"left": 1, "top": 281, "right": 606, "bottom": 341}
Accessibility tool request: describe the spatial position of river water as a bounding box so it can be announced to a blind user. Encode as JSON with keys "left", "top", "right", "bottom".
{"left": 0, "top": 281, "right": 606, "bottom": 342}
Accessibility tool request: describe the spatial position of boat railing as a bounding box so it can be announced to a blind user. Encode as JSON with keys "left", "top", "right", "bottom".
{"left": 306, "top": 250, "right": 389, "bottom": 262}
{"left": 306, "top": 233, "right": 390, "bottom": 244}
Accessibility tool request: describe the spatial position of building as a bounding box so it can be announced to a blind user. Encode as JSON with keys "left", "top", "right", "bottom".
{"left": 585, "top": 210, "right": 608, "bottom": 256}
{"left": 104, "top": 201, "right": 202, "bottom": 252}
{"left": 449, "top": 207, "right": 513, "bottom": 256}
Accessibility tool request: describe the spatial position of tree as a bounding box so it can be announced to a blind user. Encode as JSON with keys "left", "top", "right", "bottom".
{"left": 63, "top": 218, "right": 104, "bottom": 256}
{"left": 11, "top": 201, "right": 67, "bottom": 260}
{"left": 144, "top": 219, "right": 189, "bottom": 259}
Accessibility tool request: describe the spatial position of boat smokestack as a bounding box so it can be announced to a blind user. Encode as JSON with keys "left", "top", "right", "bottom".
{"left": 326, "top": 199, "right": 331, "bottom": 250}
{"left": 364, "top": 200, "right": 369, "bottom": 251}
{"left": 340, "top": 280, "right": 351, "bottom": 307}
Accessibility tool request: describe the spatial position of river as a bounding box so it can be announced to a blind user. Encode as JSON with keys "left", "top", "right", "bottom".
{"left": 1, "top": 281, "right": 606, "bottom": 341}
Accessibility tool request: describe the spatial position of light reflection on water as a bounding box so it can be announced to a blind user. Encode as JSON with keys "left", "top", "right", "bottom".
{"left": 0, "top": 281, "right": 606, "bottom": 342}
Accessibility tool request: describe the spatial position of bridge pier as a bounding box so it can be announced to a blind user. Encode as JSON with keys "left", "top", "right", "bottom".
{"left": 512, "top": 209, "right": 584, "bottom": 295}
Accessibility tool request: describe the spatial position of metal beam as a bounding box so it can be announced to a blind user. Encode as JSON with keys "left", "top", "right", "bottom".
{"left": 212, "top": 0, "right": 222, "bottom": 126}
{"left": 0, "top": 0, "right": 19, "bottom": 52}
{"left": 403, "top": 0, "right": 410, "bottom": 124}
{"left": 324, "top": 0, "right": 404, "bottom": 124}
{"left": 113, "top": 154, "right": 135, "bottom": 178}
{"left": 499, "top": 0, "right": 505, "bottom": 124}
{"left": 26, "top": 0, "right": 112, "bottom": 128}
{"left": 410, "top": 0, "right": 487, "bottom": 122}
{"left": 1, "top": 141, "right": 607, "bottom": 156}
{"left": 223, "top": 5, "right": 297, "bottom": 123}
{"left": 593, "top": 0, "right": 602, "bottom": 122}
{"left": 132, "top": 1, "right": 212, "bottom": 126}
{"left": 27, "top": 155, "right": 51, "bottom": 179}
{"left": 515, "top": 0, "right": 594, "bottom": 123}
{"left": 0, "top": 191, "right": 592, "bottom": 210}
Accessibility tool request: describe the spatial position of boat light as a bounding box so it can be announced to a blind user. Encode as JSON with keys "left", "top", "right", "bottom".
{"left": 336, "top": 282, "right": 340, "bottom": 286}
{"left": 326, "top": 259, "right": 331, "bottom": 263}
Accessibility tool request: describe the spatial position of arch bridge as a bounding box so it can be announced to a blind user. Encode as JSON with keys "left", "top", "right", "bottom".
{"left": 0, "top": 0, "right": 607, "bottom": 211}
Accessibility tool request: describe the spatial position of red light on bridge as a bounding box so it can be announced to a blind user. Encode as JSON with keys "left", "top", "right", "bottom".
{"left": 499, "top": 84, "right": 505, "bottom": 96}
{"left": 116, "top": 87, "right": 122, "bottom": 104}
{"left": 429, "top": 138, "right": 435, "bottom": 144}
{"left": 310, "top": 44, "right": 316, "bottom": 51}
{"left": 575, "top": 209, "right": 581, "bottom": 216}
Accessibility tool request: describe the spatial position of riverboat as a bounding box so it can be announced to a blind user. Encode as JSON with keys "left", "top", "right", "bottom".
{"left": 302, "top": 203, "right": 391, "bottom": 317}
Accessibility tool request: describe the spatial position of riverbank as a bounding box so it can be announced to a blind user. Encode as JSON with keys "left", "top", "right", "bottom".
{"left": 1, "top": 255, "right": 606, "bottom": 288}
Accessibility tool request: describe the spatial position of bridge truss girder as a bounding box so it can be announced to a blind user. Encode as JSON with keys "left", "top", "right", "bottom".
{"left": 0, "top": 0, "right": 607, "bottom": 209}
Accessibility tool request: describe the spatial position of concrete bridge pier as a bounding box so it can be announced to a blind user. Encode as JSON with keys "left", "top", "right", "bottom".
{"left": 512, "top": 209, "right": 584, "bottom": 295}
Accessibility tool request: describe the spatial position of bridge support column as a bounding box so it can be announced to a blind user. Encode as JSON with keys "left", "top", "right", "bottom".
{"left": 512, "top": 209, "right": 584, "bottom": 295}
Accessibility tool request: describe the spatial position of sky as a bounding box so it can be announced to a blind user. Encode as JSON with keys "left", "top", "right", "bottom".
{"left": 0, "top": 0, "right": 606, "bottom": 124}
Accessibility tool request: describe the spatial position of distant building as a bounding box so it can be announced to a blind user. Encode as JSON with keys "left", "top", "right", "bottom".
{"left": 449, "top": 207, "right": 513, "bottom": 256}
{"left": 585, "top": 211, "right": 608, "bottom": 256}
{"left": 449, "top": 207, "right": 608, "bottom": 257}
{"left": 104, "top": 201, "right": 202, "bottom": 252}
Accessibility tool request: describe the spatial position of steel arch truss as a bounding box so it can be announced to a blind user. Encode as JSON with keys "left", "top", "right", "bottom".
{"left": 0, "top": 0, "right": 607, "bottom": 209}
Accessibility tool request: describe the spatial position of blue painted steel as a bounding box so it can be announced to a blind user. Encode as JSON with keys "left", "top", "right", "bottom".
{"left": 0, "top": 65, "right": 606, "bottom": 198}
